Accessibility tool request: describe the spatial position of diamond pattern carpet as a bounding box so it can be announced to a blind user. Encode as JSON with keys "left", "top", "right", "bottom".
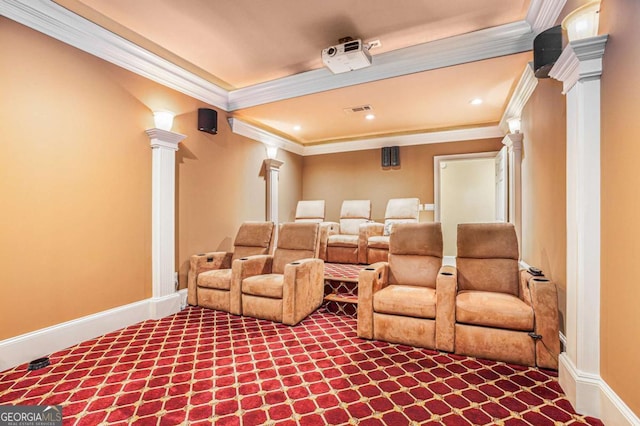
{"left": 324, "top": 263, "right": 365, "bottom": 282}
{"left": 0, "top": 307, "right": 603, "bottom": 425}
{"left": 323, "top": 263, "right": 363, "bottom": 317}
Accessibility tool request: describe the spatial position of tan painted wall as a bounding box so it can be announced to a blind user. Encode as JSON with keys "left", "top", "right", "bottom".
{"left": 302, "top": 139, "right": 504, "bottom": 224}
{"left": 599, "top": 0, "right": 640, "bottom": 415}
{"left": 176, "top": 137, "right": 302, "bottom": 287}
{"left": 520, "top": 77, "right": 567, "bottom": 333}
{"left": 0, "top": 18, "right": 302, "bottom": 339}
{"left": 0, "top": 18, "right": 152, "bottom": 339}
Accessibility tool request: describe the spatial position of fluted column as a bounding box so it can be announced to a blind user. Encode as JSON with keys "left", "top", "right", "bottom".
{"left": 502, "top": 132, "right": 523, "bottom": 254}
{"left": 549, "top": 34, "right": 607, "bottom": 416}
{"left": 264, "top": 158, "right": 284, "bottom": 224}
{"left": 145, "top": 128, "right": 186, "bottom": 319}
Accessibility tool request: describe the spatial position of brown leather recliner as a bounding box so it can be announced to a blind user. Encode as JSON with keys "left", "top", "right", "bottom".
{"left": 232, "top": 222, "right": 324, "bottom": 325}
{"left": 452, "top": 223, "right": 560, "bottom": 369}
{"left": 357, "top": 222, "right": 455, "bottom": 351}
{"left": 187, "top": 221, "right": 274, "bottom": 314}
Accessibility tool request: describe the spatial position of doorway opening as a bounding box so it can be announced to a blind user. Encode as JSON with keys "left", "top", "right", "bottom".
{"left": 434, "top": 150, "right": 506, "bottom": 256}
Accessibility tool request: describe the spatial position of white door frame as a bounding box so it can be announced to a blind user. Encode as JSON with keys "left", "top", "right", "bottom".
{"left": 433, "top": 151, "right": 500, "bottom": 222}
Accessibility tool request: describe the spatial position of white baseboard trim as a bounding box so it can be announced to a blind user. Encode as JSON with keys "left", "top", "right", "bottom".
{"left": 559, "top": 331, "right": 567, "bottom": 352}
{"left": 149, "top": 293, "right": 181, "bottom": 320}
{"left": 559, "top": 353, "right": 640, "bottom": 425}
{"left": 0, "top": 291, "right": 188, "bottom": 372}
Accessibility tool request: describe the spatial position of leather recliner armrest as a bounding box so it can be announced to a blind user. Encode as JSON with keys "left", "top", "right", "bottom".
{"left": 230, "top": 255, "right": 274, "bottom": 315}
{"left": 282, "top": 258, "right": 325, "bottom": 325}
{"left": 435, "top": 265, "right": 457, "bottom": 352}
{"left": 356, "top": 262, "right": 389, "bottom": 339}
{"left": 361, "top": 222, "right": 385, "bottom": 238}
{"left": 187, "top": 251, "right": 233, "bottom": 306}
{"left": 522, "top": 271, "right": 561, "bottom": 370}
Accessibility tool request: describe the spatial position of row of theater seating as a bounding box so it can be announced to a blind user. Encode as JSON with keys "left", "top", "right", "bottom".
{"left": 187, "top": 220, "right": 560, "bottom": 369}
{"left": 358, "top": 221, "right": 560, "bottom": 370}
{"left": 294, "top": 198, "right": 421, "bottom": 264}
{"left": 188, "top": 222, "right": 325, "bottom": 325}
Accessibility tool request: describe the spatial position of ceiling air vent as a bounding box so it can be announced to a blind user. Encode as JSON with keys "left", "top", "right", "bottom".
{"left": 344, "top": 104, "right": 373, "bottom": 114}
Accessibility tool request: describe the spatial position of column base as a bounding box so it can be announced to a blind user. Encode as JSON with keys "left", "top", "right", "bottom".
{"left": 149, "top": 293, "right": 182, "bottom": 320}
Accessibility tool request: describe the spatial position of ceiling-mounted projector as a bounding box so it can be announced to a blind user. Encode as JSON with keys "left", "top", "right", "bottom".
{"left": 322, "top": 39, "right": 372, "bottom": 74}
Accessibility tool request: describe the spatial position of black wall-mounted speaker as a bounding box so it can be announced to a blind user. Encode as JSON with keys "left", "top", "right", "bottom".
{"left": 390, "top": 146, "right": 400, "bottom": 166}
{"left": 533, "top": 25, "right": 563, "bottom": 78}
{"left": 381, "top": 147, "right": 391, "bottom": 167}
{"left": 198, "top": 108, "right": 217, "bottom": 134}
{"left": 381, "top": 146, "right": 400, "bottom": 167}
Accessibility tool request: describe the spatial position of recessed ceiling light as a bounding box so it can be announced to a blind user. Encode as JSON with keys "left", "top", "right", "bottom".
{"left": 365, "top": 114, "right": 375, "bottom": 120}
{"left": 293, "top": 125, "right": 301, "bottom": 131}
{"left": 470, "top": 98, "right": 483, "bottom": 105}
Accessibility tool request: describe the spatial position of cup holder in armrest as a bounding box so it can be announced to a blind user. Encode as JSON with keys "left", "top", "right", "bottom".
{"left": 532, "top": 278, "right": 550, "bottom": 282}
{"left": 240, "top": 257, "right": 249, "bottom": 261}
{"left": 364, "top": 268, "right": 375, "bottom": 271}
{"left": 197, "top": 253, "right": 205, "bottom": 256}
{"left": 440, "top": 272, "right": 453, "bottom": 276}
{"left": 290, "top": 262, "right": 301, "bottom": 265}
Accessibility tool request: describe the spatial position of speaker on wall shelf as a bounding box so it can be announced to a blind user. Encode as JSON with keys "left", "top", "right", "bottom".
{"left": 533, "top": 25, "right": 563, "bottom": 78}
{"left": 198, "top": 108, "right": 218, "bottom": 134}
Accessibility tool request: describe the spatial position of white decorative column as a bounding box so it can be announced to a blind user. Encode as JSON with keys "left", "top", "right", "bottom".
{"left": 264, "top": 158, "right": 284, "bottom": 224}
{"left": 145, "top": 128, "right": 186, "bottom": 319}
{"left": 502, "top": 132, "right": 523, "bottom": 253}
{"left": 549, "top": 35, "right": 607, "bottom": 417}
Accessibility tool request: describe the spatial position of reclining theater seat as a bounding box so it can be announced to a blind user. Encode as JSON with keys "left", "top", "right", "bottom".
{"left": 326, "top": 200, "right": 371, "bottom": 264}
{"left": 357, "top": 222, "right": 455, "bottom": 351}
{"left": 364, "top": 197, "right": 420, "bottom": 264}
{"left": 294, "top": 200, "right": 337, "bottom": 261}
{"left": 232, "top": 222, "right": 324, "bottom": 325}
{"left": 187, "top": 221, "right": 274, "bottom": 314}
{"left": 454, "top": 223, "right": 560, "bottom": 369}
{"left": 294, "top": 200, "right": 325, "bottom": 223}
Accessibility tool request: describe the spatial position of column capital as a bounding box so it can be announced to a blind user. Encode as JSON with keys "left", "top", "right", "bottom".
{"left": 264, "top": 158, "right": 284, "bottom": 171}
{"left": 145, "top": 128, "right": 187, "bottom": 150}
{"left": 502, "top": 132, "right": 523, "bottom": 151}
{"left": 549, "top": 35, "right": 608, "bottom": 94}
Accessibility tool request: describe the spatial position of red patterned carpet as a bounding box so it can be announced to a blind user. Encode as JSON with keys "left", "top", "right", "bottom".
{"left": 0, "top": 307, "right": 602, "bottom": 425}
{"left": 324, "top": 263, "right": 365, "bottom": 282}
{"left": 323, "top": 263, "right": 364, "bottom": 317}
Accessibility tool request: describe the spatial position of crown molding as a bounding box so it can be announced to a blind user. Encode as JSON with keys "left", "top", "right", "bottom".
{"left": 228, "top": 21, "right": 535, "bottom": 110}
{"left": 228, "top": 118, "right": 305, "bottom": 156}
{"left": 229, "top": 118, "right": 501, "bottom": 157}
{"left": 4, "top": 0, "right": 545, "bottom": 117}
{"left": 498, "top": 62, "right": 538, "bottom": 133}
{"left": 5, "top": 0, "right": 544, "bottom": 149}
{"left": 303, "top": 126, "right": 504, "bottom": 156}
{"left": 526, "top": 0, "right": 567, "bottom": 34}
{"left": 0, "top": 0, "right": 229, "bottom": 110}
